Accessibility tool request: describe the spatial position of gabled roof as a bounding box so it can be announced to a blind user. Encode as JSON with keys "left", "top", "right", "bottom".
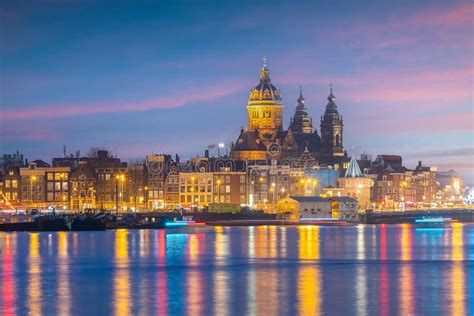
{"left": 232, "top": 131, "right": 266, "bottom": 152}
{"left": 289, "top": 196, "right": 329, "bottom": 203}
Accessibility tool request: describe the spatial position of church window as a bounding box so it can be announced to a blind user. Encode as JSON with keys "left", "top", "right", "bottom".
{"left": 275, "top": 111, "right": 281, "bottom": 118}
{"left": 336, "top": 134, "right": 340, "bottom": 146}
{"left": 263, "top": 110, "right": 271, "bottom": 118}
{"left": 252, "top": 111, "right": 259, "bottom": 118}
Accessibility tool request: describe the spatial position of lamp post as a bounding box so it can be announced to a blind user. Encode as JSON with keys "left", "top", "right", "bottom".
{"left": 30, "top": 175, "right": 37, "bottom": 208}
{"left": 60, "top": 173, "right": 65, "bottom": 211}
{"left": 144, "top": 186, "right": 148, "bottom": 212}
{"left": 216, "top": 179, "right": 221, "bottom": 204}
{"left": 120, "top": 174, "right": 125, "bottom": 212}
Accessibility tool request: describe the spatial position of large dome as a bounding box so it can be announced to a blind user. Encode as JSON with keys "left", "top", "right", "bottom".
{"left": 248, "top": 61, "right": 282, "bottom": 103}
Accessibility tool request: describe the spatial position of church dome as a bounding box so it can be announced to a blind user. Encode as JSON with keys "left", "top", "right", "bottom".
{"left": 324, "top": 85, "right": 339, "bottom": 114}
{"left": 248, "top": 59, "right": 282, "bottom": 103}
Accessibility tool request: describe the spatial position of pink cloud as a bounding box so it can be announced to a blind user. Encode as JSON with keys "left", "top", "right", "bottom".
{"left": 0, "top": 124, "right": 58, "bottom": 141}
{"left": 408, "top": 3, "right": 473, "bottom": 29}
{"left": 0, "top": 82, "right": 243, "bottom": 121}
{"left": 349, "top": 110, "right": 473, "bottom": 135}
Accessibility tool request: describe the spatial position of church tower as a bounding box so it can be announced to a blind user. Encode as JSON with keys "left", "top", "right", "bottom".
{"left": 247, "top": 58, "right": 284, "bottom": 146}
{"left": 320, "top": 85, "right": 344, "bottom": 158}
{"left": 289, "top": 87, "right": 313, "bottom": 134}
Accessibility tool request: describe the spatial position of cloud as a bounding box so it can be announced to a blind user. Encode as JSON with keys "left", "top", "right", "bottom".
{"left": 0, "top": 81, "right": 243, "bottom": 121}
{"left": 0, "top": 124, "right": 58, "bottom": 141}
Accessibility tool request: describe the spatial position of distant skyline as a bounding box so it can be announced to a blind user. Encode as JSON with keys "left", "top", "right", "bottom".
{"left": 1, "top": 1, "right": 473, "bottom": 183}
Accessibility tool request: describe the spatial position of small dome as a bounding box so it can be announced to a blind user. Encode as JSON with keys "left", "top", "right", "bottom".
{"left": 249, "top": 82, "right": 282, "bottom": 101}
{"left": 248, "top": 59, "right": 282, "bottom": 102}
{"left": 325, "top": 85, "right": 339, "bottom": 114}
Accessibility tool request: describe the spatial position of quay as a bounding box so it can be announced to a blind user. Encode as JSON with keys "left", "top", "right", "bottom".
{"left": 360, "top": 208, "right": 474, "bottom": 224}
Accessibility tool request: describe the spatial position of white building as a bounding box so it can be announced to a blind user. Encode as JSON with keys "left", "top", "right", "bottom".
{"left": 278, "top": 196, "right": 358, "bottom": 221}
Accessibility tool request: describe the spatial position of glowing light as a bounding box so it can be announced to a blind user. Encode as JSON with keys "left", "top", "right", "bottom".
{"left": 27, "top": 233, "right": 42, "bottom": 316}
{"left": 57, "top": 232, "right": 71, "bottom": 315}
{"left": 399, "top": 224, "right": 414, "bottom": 315}
{"left": 165, "top": 221, "right": 188, "bottom": 227}
{"left": 114, "top": 229, "right": 130, "bottom": 316}
{"left": 298, "top": 226, "right": 321, "bottom": 315}
{"left": 415, "top": 217, "right": 452, "bottom": 223}
{"left": 451, "top": 223, "right": 465, "bottom": 314}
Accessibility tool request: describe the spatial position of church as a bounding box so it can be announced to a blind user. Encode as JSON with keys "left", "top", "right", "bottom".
{"left": 230, "top": 60, "right": 347, "bottom": 167}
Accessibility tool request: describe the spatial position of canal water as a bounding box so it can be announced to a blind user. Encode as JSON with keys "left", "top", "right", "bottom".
{"left": 0, "top": 224, "right": 473, "bottom": 315}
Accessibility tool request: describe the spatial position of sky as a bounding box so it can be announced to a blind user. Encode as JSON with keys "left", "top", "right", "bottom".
{"left": 1, "top": 0, "right": 473, "bottom": 183}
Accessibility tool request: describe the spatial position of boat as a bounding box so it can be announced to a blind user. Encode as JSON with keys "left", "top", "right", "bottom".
{"left": 0, "top": 215, "right": 68, "bottom": 232}
{"left": 69, "top": 213, "right": 107, "bottom": 231}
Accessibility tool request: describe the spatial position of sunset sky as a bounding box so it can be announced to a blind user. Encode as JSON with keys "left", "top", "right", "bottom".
{"left": 1, "top": 1, "right": 473, "bottom": 183}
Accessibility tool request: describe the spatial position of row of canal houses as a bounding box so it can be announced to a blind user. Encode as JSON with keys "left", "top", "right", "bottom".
{"left": 1, "top": 150, "right": 440, "bottom": 212}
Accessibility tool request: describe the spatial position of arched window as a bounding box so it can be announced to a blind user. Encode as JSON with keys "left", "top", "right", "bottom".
{"left": 336, "top": 134, "right": 340, "bottom": 146}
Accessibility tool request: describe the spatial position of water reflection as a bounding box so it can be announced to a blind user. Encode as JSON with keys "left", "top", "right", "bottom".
{"left": 186, "top": 234, "right": 203, "bottom": 315}
{"left": 356, "top": 225, "right": 367, "bottom": 316}
{"left": 451, "top": 223, "right": 465, "bottom": 315}
{"left": 114, "top": 229, "right": 130, "bottom": 316}
{"left": 399, "top": 224, "right": 415, "bottom": 315}
{"left": 214, "top": 227, "right": 230, "bottom": 316}
{"left": 298, "top": 226, "right": 321, "bottom": 315}
{"left": 379, "top": 225, "right": 389, "bottom": 316}
{"left": 2, "top": 234, "right": 16, "bottom": 315}
{"left": 57, "top": 232, "right": 70, "bottom": 315}
{"left": 156, "top": 230, "right": 168, "bottom": 315}
{"left": 0, "top": 224, "right": 472, "bottom": 315}
{"left": 28, "top": 233, "right": 42, "bottom": 315}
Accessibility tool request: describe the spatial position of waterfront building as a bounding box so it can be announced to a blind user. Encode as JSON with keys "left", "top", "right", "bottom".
{"left": 146, "top": 154, "right": 172, "bottom": 210}
{"left": 2, "top": 166, "right": 20, "bottom": 209}
{"left": 127, "top": 162, "right": 148, "bottom": 211}
{"left": 247, "top": 161, "right": 305, "bottom": 212}
{"left": 436, "top": 170, "right": 464, "bottom": 204}
{"left": 70, "top": 160, "right": 96, "bottom": 210}
{"left": 277, "top": 196, "right": 358, "bottom": 220}
{"left": 0, "top": 151, "right": 26, "bottom": 172}
{"left": 322, "top": 156, "right": 374, "bottom": 209}
{"left": 18, "top": 162, "right": 70, "bottom": 209}
{"left": 364, "top": 156, "right": 438, "bottom": 210}
{"left": 164, "top": 162, "right": 180, "bottom": 209}
{"left": 230, "top": 60, "right": 347, "bottom": 167}
{"left": 213, "top": 171, "right": 247, "bottom": 205}
{"left": 45, "top": 166, "right": 70, "bottom": 209}
{"left": 89, "top": 150, "right": 128, "bottom": 211}
{"left": 179, "top": 172, "right": 214, "bottom": 210}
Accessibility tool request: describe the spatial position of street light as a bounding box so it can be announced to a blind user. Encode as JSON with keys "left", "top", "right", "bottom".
{"left": 144, "top": 186, "right": 149, "bottom": 211}
{"left": 216, "top": 179, "right": 222, "bottom": 204}
{"left": 30, "top": 175, "right": 37, "bottom": 207}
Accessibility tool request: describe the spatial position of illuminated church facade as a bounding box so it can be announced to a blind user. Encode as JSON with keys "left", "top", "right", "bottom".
{"left": 230, "top": 60, "right": 347, "bottom": 166}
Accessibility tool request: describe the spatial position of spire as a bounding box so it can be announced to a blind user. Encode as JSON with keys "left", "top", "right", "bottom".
{"left": 327, "top": 83, "right": 336, "bottom": 102}
{"left": 297, "top": 85, "right": 305, "bottom": 104}
{"left": 344, "top": 156, "right": 363, "bottom": 178}
{"left": 259, "top": 57, "right": 270, "bottom": 82}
